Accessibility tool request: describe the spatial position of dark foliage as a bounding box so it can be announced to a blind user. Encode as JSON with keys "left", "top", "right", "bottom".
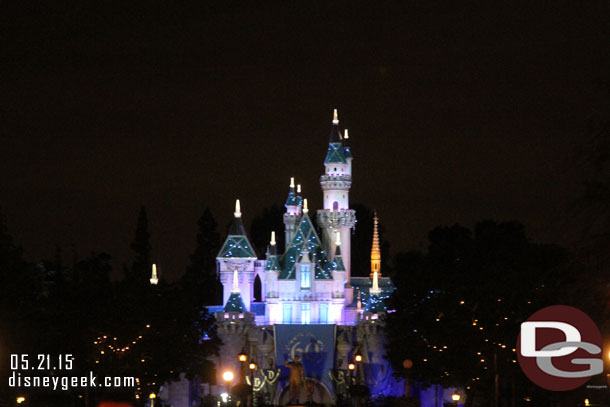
{"left": 182, "top": 207, "right": 223, "bottom": 306}
{"left": 0, "top": 209, "right": 220, "bottom": 405}
{"left": 385, "top": 220, "right": 609, "bottom": 406}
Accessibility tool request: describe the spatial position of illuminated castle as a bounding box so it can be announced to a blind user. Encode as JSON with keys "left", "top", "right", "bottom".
{"left": 215, "top": 109, "right": 390, "bottom": 326}
{"left": 162, "top": 110, "right": 400, "bottom": 407}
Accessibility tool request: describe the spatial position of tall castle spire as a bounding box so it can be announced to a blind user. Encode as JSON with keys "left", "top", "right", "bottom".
{"left": 370, "top": 212, "right": 381, "bottom": 279}
{"left": 317, "top": 108, "right": 357, "bottom": 305}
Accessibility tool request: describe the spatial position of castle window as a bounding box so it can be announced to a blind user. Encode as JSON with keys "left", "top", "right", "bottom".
{"left": 300, "top": 265, "right": 311, "bottom": 289}
{"left": 333, "top": 201, "right": 339, "bottom": 211}
{"left": 319, "top": 303, "right": 328, "bottom": 323}
{"left": 283, "top": 303, "right": 292, "bottom": 323}
{"left": 253, "top": 274, "right": 262, "bottom": 301}
{"left": 301, "top": 303, "right": 311, "bottom": 324}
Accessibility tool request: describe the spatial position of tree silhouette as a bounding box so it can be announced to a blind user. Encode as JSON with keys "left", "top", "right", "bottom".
{"left": 128, "top": 206, "right": 151, "bottom": 285}
{"left": 182, "top": 207, "right": 223, "bottom": 306}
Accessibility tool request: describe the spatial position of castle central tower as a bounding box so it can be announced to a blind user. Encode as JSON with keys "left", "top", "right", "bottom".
{"left": 317, "top": 109, "right": 356, "bottom": 303}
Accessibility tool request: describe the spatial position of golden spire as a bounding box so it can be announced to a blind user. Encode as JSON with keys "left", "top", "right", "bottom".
{"left": 370, "top": 211, "right": 381, "bottom": 279}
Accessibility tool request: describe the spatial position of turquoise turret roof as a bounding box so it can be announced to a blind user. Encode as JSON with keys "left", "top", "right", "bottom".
{"left": 218, "top": 236, "right": 257, "bottom": 258}
{"left": 224, "top": 292, "right": 246, "bottom": 312}
{"left": 285, "top": 190, "right": 299, "bottom": 206}
{"left": 265, "top": 254, "right": 281, "bottom": 271}
{"left": 324, "top": 142, "right": 347, "bottom": 164}
{"left": 217, "top": 205, "right": 257, "bottom": 259}
{"left": 279, "top": 214, "right": 333, "bottom": 280}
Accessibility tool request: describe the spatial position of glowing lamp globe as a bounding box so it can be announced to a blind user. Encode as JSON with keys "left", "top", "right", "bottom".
{"left": 222, "top": 371, "right": 234, "bottom": 382}
{"left": 451, "top": 393, "right": 460, "bottom": 401}
{"left": 348, "top": 363, "right": 356, "bottom": 371}
{"left": 403, "top": 359, "right": 413, "bottom": 369}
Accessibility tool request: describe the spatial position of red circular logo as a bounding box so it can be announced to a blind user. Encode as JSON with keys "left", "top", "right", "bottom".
{"left": 517, "top": 305, "right": 603, "bottom": 391}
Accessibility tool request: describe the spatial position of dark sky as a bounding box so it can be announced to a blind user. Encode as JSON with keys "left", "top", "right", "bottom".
{"left": 1, "top": 1, "right": 609, "bottom": 280}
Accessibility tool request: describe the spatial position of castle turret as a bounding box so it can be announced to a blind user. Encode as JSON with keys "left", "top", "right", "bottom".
{"left": 217, "top": 199, "right": 257, "bottom": 310}
{"left": 284, "top": 177, "right": 301, "bottom": 247}
{"left": 317, "top": 109, "right": 357, "bottom": 303}
{"left": 264, "top": 231, "right": 280, "bottom": 299}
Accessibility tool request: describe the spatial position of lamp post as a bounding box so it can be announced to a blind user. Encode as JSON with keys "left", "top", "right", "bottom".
{"left": 149, "top": 392, "right": 156, "bottom": 407}
{"left": 223, "top": 370, "right": 234, "bottom": 404}
{"left": 450, "top": 393, "right": 461, "bottom": 407}
{"left": 348, "top": 363, "right": 356, "bottom": 407}
{"left": 16, "top": 396, "right": 26, "bottom": 405}
{"left": 248, "top": 361, "right": 257, "bottom": 407}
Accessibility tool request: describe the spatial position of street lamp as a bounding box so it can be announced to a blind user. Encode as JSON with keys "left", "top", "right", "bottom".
{"left": 223, "top": 370, "right": 234, "bottom": 399}
{"left": 149, "top": 392, "right": 156, "bottom": 407}
{"left": 248, "top": 362, "right": 257, "bottom": 407}
{"left": 451, "top": 393, "right": 460, "bottom": 402}
{"left": 16, "top": 397, "right": 25, "bottom": 404}
{"left": 354, "top": 353, "right": 363, "bottom": 363}
{"left": 239, "top": 350, "right": 248, "bottom": 363}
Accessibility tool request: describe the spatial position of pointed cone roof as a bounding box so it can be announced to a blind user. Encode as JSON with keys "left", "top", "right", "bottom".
{"left": 333, "top": 245, "right": 346, "bottom": 271}
{"left": 265, "top": 254, "right": 281, "bottom": 271}
{"left": 279, "top": 213, "right": 333, "bottom": 280}
{"left": 218, "top": 200, "right": 257, "bottom": 259}
{"left": 325, "top": 143, "right": 347, "bottom": 164}
{"left": 224, "top": 292, "right": 246, "bottom": 312}
{"left": 325, "top": 109, "right": 347, "bottom": 164}
{"left": 265, "top": 231, "right": 280, "bottom": 271}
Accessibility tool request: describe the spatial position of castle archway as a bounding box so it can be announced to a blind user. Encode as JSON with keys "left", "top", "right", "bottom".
{"left": 253, "top": 274, "right": 262, "bottom": 302}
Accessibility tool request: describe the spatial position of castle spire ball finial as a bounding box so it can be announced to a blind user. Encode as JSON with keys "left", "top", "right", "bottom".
{"left": 297, "top": 184, "right": 301, "bottom": 194}
{"left": 234, "top": 199, "right": 242, "bottom": 218}
{"left": 344, "top": 129, "right": 349, "bottom": 140}
{"left": 290, "top": 177, "right": 295, "bottom": 188}
{"left": 270, "top": 231, "right": 276, "bottom": 246}
{"left": 303, "top": 198, "right": 309, "bottom": 214}
{"left": 333, "top": 108, "right": 339, "bottom": 124}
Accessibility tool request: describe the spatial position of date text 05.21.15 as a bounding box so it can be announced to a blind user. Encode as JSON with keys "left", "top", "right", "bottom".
{"left": 11, "top": 354, "right": 73, "bottom": 371}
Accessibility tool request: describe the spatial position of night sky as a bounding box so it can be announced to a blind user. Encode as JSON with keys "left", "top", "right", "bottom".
{"left": 2, "top": 1, "right": 609, "bottom": 280}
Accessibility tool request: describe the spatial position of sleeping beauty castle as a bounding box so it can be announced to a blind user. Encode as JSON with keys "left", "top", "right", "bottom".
{"left": 162, "top": 110, "right": 404, "bottom": 406}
